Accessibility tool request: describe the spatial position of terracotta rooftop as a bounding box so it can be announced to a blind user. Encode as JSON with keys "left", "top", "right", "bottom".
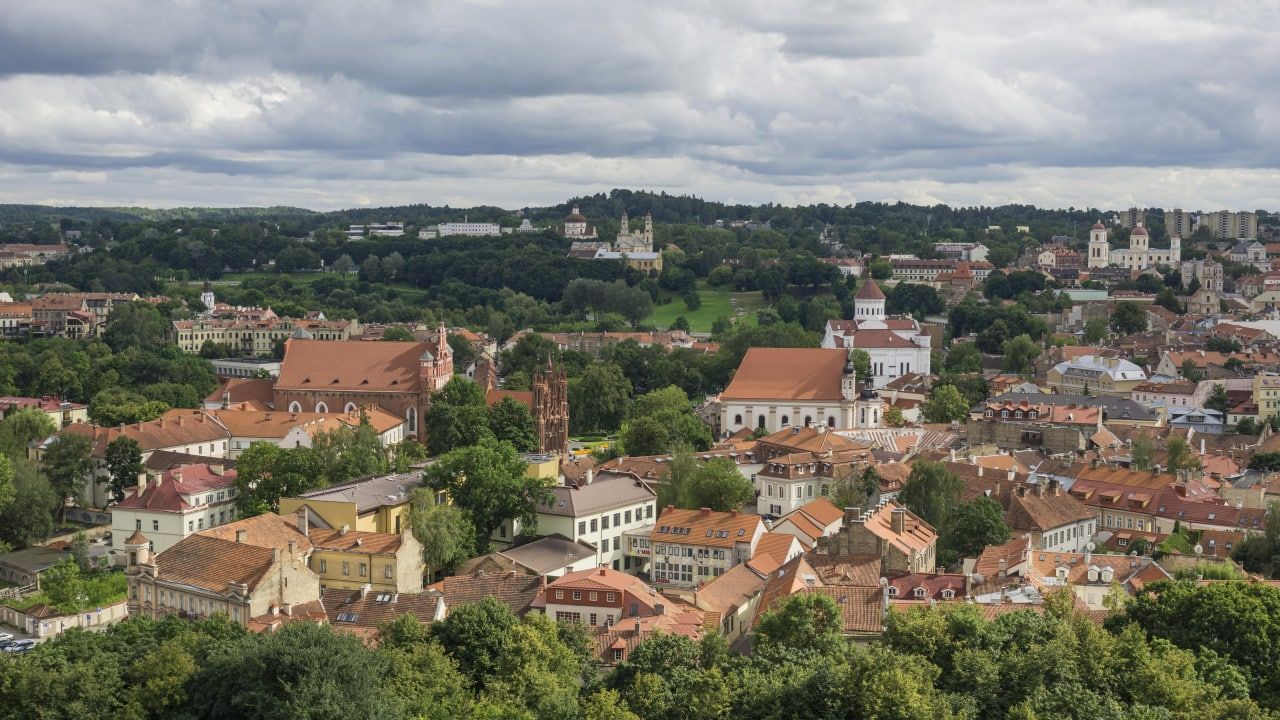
{"left": 204, "top": 378, "right": 276, "bottom": 409}
{"left": 322, "top": 587, "right": 443, "bottom": 631}
{"left": 855, "top": 280, "right": 886, "bottom": 300}
{"left": 152, "top": 534, "right": 279, "bottom": 594}
{"left": 115, "top": 463, "right": 237, "bottom": 513}
{"left": 308, "top": 527, "right": 403, "bottom": 555}
{"left": 652, "top": 507, "right": 764, "bottom": 548}
{"left": 721, "top": 348, "right": 847, "bottom": 402}
{"left": 276, "top": 339, "right": 436, "bottom": 392}
{"left": 428, "top": 571, "right": 544, "bottom": 616}
{"left": 197, "top": 512, "right": 312, "bottom": 554}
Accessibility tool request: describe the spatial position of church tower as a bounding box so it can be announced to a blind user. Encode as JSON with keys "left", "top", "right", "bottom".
{"left": 1087, "top": 221, "right": 1110, "bottom": 268}
{"left": 643, "top": 213, "right": 654, "bottom": 250}
{"left": 200, "top": 281, "right": 216, "bottom": 314}
{"left": 1169, "top": 233, "right": 1181, "bottom": 263}
{"left": 532, "top": 356, "right": 569, "bottom": 455}
{"left": 1129, "top": 223, "right": 1149, "bottom": 252}
{"left": 619, "top": 212, "right": 630, "bottom": 237}
{"left": 853, "top": 279, "right": 886, "bottom": 322}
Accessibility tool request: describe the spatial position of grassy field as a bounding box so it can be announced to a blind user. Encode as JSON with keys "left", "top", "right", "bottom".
{"left": 646, "top": 283, "right": 767, "bottom": 333}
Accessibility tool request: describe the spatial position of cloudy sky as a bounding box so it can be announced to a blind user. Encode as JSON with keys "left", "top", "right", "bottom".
{"left": 1, "top": 0, "right": 1278, "bottom": 210}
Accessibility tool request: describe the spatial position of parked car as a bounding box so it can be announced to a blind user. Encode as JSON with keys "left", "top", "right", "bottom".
{"left": 1, "top": 639, "right": 36, "bottom": 653}
{"left": 0, "top": 632, "right": 13, "bottom": 644}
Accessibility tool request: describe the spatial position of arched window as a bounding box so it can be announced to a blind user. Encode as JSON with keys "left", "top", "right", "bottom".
{"left": 804, "top": 415, "right": 812, "bottom": 427}
{"left": 288, "top": 401, "right": 302, "bottom": 413}
{"left": 820, "top": 484, "right": 829, "bottom": 496}
{"left": 734, "top": 414, "right": 743, "bottom": 426}
{"left": 406, "top": 407, "right": 417, "bottom": 433}
{"left": 344, "top": 402, "right": 357, "bottom": 413}
{"left": 913, "top": 587, "right": 926, "bottom": 599}
{"left": 827, "top": 416, "right": 836, "bottom": 427}
{"left": 315, "top": 402, "right": 328, "bottom": 413}
{"left": 757, "top": 415, "right": 766, "bottom": 428}
{"left": 781, "top": 416, "right": 790, "bottom": 427}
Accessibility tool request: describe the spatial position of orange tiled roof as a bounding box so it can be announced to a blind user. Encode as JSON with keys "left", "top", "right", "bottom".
{"left": 721, "top": 348, "right": 847, "bottom": 402}
{"left": 276, "top": 339, "right": 435, "bottom": 392}
{"left": 152, "top": 534, "right": 278, "bottom": 594}
{"left": 652, "top": 507, "right": 764, "bottom": 548}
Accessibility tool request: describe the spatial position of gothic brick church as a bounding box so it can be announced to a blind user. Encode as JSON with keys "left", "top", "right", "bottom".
{"left": 474, "top": 352, "right": 569, "bottom": 455}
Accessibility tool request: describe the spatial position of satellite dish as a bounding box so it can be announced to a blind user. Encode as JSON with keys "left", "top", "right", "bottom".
{"left": 1086, "top": 541, "right": 1096, "bottom": 552}
{"left": 1193, "top": 543, "right": 1204, "bottom": 556}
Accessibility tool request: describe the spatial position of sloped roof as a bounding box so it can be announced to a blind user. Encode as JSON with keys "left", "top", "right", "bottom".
{"left": 322, "top": 587, "right": 442, "bottom": 630}
{"left": 153, "top": 534, "right": 277, "bottom": 594}
{"left": 204, "top": 378, "right": 276, "bottom": 408}
{"left": 542, "top": 474, "right": 655, "bottom": 517}
{"left": 428, "top": 572, "right": 544, "bottom": 616}
{"left": 652, "top": 507, "right": 764, "bottom": 548}
{"left": 855, "top": 280, "right": 886, "bottom": 300}
{"left": 276, "top": 339, "right": 430, "bottom": 392}
{"left": 308, "top": 528, "right": 403, "bottom": 555}
{"left": 197, "top": 512, "right": 312, "bottom": 553}
{"left": 721, "top": 348, "right": 847, "bottom": 402}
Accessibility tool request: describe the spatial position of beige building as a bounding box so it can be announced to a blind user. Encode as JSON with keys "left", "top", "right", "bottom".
{"left": 643, "top": 507, "right": 766, "bottom": 588}
{"left": 279, "top": 472, "right": 424, "bottom": 536}
{"left": 815, "top": 502, "right": 937, "bottom": 573}
{"left": 172, "top": 316, "right": 363, "bottom": 356}
{"left": 0, "top": 395, "right": 87, "bottom": 428}
{"left": 1204, "top": 210, "right": 1258, "bottom": 240}
{"left": 125, "top": 528, "right": 322, "bottom": 630}
{"left": 1047, "top": 355, "right": 1148, "bottom": 397}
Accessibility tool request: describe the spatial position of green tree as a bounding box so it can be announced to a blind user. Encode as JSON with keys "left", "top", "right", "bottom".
{"left": 40, "top": 557, "right": 86, "bottom": 610}
{"left": 88, "top": 387, "right": 169, "bottom": 426}
{"left": 1206, "top": 383, "right": 1231, "bottom": 414}
{"left": 1166, "top": 436, "right": 1201, "bottom": 473}
{"left": 943, "top": 343, "right": 982, "bottom": 373}
{"left": 897, "top": 461, "right": 962, "bottom": 529}
{"left": 869, "top": 259, "right": 892, "bottom": 279}
{"left": 381, "top": 326, "right": 415, "bottom": 341}
{"left": 620, "top": 385, "right": 712, "bottom": 454}
{"left": 1001, "top": 334, "right": 1039, "bottom": 374}
{"left": 1083, "top": 317, "right": 1109, "bottom": 344}
{"left": 408, "top": 492, "right": 474, "bottom": 580}
{"left": 1131, "top": 436, "right": 1153, "bottom": 470}
{"left": 921, "top": 384, "right": 970, "bottom": 423}
{"left": 849, "top": 348, "right": 872, "bottom": 382}
{"left": 425, "top": 376, "right": 493, "bottom": 454}
{"left": 42, "top": 432, "right": 94, "bottom": 518}
{"left": 429, "top": 595, "right": 519, "bottom": 687}
{"left": 70, "top": 530, "right": 91, "bottom": 571}
{"left": 102, "top": 301, "right": 168, "bottom": 351}
{"left": 487, "top": 396, "right": 538, "bottom": 452}
{"left": 422, "top": 440, "right": 548, "bottom": 552}
{"left": 1181, "top": 358, "right": 1202, "bottom": 381}
{"left": 105, "top": 435, "right": 143, "bottom": 503}
{"left": 1237, "top": 417, "right": 1261, "bottom": 435}
{"left": 754, "top": 591, "right": 844, "bottom": 657}
{"left": 233, "top": 443, "right": 324, "bottom": 516}
{"left": 884, "top": 405, "right": 906, "bottom": 428}
{"left": 658, "top": 453, "right": 754, "bottom": 512}
{"left": 830, "top": 465, "right": 881, "bottom": 509}
{"left": 569, "top": 363, "right": 632, "bottom": 434}
{"left": 944, "top": 497, "right": 1010, "bottom": 560}
{"left": 0, "top": 458, "right": 56, "bottom": 547}
{"left": 1111, "top": 301, "right": 1148, "bottom": 335}
{"left": 0, "top": 407, "right": 56, "bottom": 460}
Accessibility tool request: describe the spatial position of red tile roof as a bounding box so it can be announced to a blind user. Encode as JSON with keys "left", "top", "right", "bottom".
{"left": 721, "top": 348, "right": 847, "bottom": 402}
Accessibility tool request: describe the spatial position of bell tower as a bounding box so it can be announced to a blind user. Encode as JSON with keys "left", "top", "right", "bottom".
{"left": 1088, "top": 221, "right": 1110, "bottom": 268}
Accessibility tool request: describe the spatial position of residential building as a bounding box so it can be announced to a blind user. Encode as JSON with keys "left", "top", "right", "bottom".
{"left": 1129, "top": 381, "right": 1204, "bottom": 410}
{"left": 752, "top": 430, "right": 873, "bottom": 516}
{"left": 31, "top": 292, "right": 138, "bottom": 338}
{"left": 52, "top": 415, "right": 232, "bottom": 508}
{"left": 0, "top": 242, "right": 72, "bottom": 268}
{"left": 968, "top": 399, "right": 1102, "bottom": 454}
{"left": 1047, "top": 355, "right": 1148, "bottom": 397}
{"left": 890, "top": 257, "right": 993, "bottom": 283}
{"left": 532, "top": 566, "right": 668, "bottom": 628}
{"left": 987, "top": 393, "right": 1161, "bottom": 426}
{"left": 717, "top": 348, "right": 885, "bottom": 435}
{"left": 495, "top": 472, "right": 656, "bottom": 573}
{"left": 303, "top": 520, "right": 424, "bottom": 594}
{"left": 1120, "top": 207, "right": 1145, "bottom": 229}
{"left": 0, "top": 598, "right": 129, "bottom": 640}
{"left": 459, "top": 535, "right": 599, "bottom": 578}
{"left": 644, "top": 507, "right": 766, "bottom": 588}
{"left": 274, "top": 331, "right": 453, "bottom": 440}
{"left": 933, "top": 242, "right": 989, "bottom": 262}
{"left": 1204, "top": 210, "right": 1258, "bottom": 240}
{"left": 279, "top": 471, "right": 423, "bottom": 536}
{"left": 1168, "top": 407, "right": 1227, "bottom": 434}
{"left": 172, "top": 315, "right": 363, "bottom": 356}
{"left": 588, "top": 604, "right": 707, "bottom": 666}
{"left": 124, "top": 529, "right": 322, "bottom": 630}
{"left": 1155, "top": 350, "right": 1280, "bottom": 379}
{"left": 434, "top": 221, "right": 502, "bottom": 238}
{"left": 110, "top": 463, "right": 240, "bottom": 553}
{"left": 1164, "top": 208, "right": 1193, "bottom": 239}
{"left": 428, "top": 571, "right": 545, "bottom": 617}
{"left": 1026, "top": 549, "right": 1170, "bottom": 610}
{"left": 819, "top": 257, "right": 864, "bottom": 277}
{"left": 0, "top": 395, "right": 87, "bottom": 428}
{"left": 815, "top": 502, "right": 937, "bottom": 573}
{"left": 681, "top": 563, "right": 766, "bottom": 644}
{"left": 0, "top": 302, "right": 32, "bottom": 338}
{"left": 984, "top": 480, "right": 1096, "bottom": 553}
{"left": 323, "top": 585, "right": 444, "bottom": 640}
{"left": 1255, "top": 373, "right": 1280, "bottom": 422}
{"left": 753, "top": 554, "right": 886, "bottom": 641}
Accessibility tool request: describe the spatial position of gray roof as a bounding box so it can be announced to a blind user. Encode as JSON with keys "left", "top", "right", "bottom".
{"left": 499, "top": 535, "right": 598, "bottom": 574}
{"left": 294, "top": 472, "right": 422, "bottom": 513}
{"left": 985, "top": 393, "right": 1159, "bottom": 422}
{"left": 541, "top": 474, "right": 655, "bottom": 517}
{"left": 0, "top": 546, "right": 71, "bottom": 574}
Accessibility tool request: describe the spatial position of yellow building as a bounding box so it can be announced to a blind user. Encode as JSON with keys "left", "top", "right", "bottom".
{"left": 279, "top": 472, "right": 425, "bottom": 535}
{"left": 302, "top": 519, "right": 424, "bottom": 593}
{"left": 1254, "top": 373, "right": 1280, "bottom": 422}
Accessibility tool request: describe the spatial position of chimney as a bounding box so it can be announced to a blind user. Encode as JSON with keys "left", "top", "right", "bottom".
{"left": 1200, "top": 438, "right": 1206, "bottom": 455}
{"left": 977, "top": 465, "right": 984, "bottom": 477}
{"left": 1006, "top": 468, "right": 1015, "bottom": 482}
{"left": 172, "top": 470, "right": 183, "bottom": 483}
{"left": 992, "top": 479, "right": 1002, "bottom": 498}
{"left": 891, "top": 507, "right": 906, "bottom": 534}
{"left": 339, "top": 524, "right": 349, "bottom": 536}
{"left": 844, "top": 506, "right": 862, "bottom": 525}
{"left": 282, "top": 603, "right": 293, "bottom": 616}
{"left": 235, "top": 529, "right": 248, "bottom": 543}
{"left": 222, "top": 390, "right": 231, "bottom": 409}
{"left": 360, "top": 583, "right": 370, "bottom": 599}
{"left": 287, "top": 540, "right": 296, "bottom": 557}
{"left": 598, "top": 567, "right": 607, "bottom": 576}
{"left": 1016, "top": 485, "right": 1028, "bottom": 498}
{"left": 1050, "top": 479, "right": 1061, "bottom": 496}
{"left": 137, "top": 473, "right": 148, "bottom": 495}
{"left": 634, "top": 619, "right": 641, "bottom": 634}
{"left": 296, "top": 508, "right": 309, "bottom": 536}
{"left": 654, "top": 603, "right": 665, "bottom": 616}
{"left": 998, "top": 558, "right": 1008, "bottom": 576}
{"left": 1035, "top": 483, "right": 1046, "bottom": 497}
{"left": 950, "top": 448, "right": 956, "bottom": 462}
{"left": 585, "top": 468, "right": 593, "bottom": 485}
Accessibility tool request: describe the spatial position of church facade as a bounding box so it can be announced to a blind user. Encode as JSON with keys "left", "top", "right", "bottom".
{"left": 819, "top": 280, "right": 932, "bottom": 388}
{"left": 475, "top": 353, "right": 570, "bottom": 455}
{"left": 1087, "top": 221, "right": 1180, "bottom": 272}
{"left": 717, "top": 347, "right": 883, "bottom": 436}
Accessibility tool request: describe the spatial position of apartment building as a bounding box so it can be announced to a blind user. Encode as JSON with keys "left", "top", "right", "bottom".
{"left": 643, "top": 507, "right": 766, "bottom": 588}
{"left": 110, "top": 464, "right": 240, "bottom": 553}
{"left": 1047, "top": 355, "right": 1148, "bottom": 397}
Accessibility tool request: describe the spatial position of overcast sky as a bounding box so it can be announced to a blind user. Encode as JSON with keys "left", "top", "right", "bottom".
{"left": 1, "top": 0, "right": 1277, "bottom": 211}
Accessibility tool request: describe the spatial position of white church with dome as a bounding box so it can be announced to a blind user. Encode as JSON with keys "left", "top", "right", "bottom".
{"left": 1087, "top": 220, "right": 1180, "bottom": 271}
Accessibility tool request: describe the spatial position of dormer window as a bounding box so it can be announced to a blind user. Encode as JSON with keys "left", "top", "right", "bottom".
{"left": 913, "top": 587, "right": 926, "bottom": 599}
{"left": 1001, "top": 410, "right": 1010, "bottom": 418}
{"left": 1015, "top": 410, "right": 1023, "bottom": 419}
{"left": 940, "top": 589, "right": 955, "bottom": 600}
{"left": 887, "top": 586, "right": 899, "bottom": 597}
{"left": 1028, "top": 411, "right": 1037, "bottom": 420}
{"left": 985, "top": 410, "right": 993, "bottom": 417}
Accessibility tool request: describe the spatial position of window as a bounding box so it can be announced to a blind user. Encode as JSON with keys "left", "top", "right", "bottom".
{"left": 579, "top": 521, "right": 586, "bottom": 535}
{"left": 646, "top": 505, "right": 653, "bottom": 519}
{"left": 613, "top": 649, "right": 623, "bottom": 661}
{"left": 572, "top": 591, "right": 582, "bottom": 600}
{"left": 385, "top": 565, "right": 393, "bottom": 579}
{"left": 590, "top": 519, "right": 598, "bottom": 532}
{"left": 625, "top": 510, "right": 632, "bottom": 524}
{"left": 606, "top": 592, "right": 616, "bottom": 603}
{"left": 590, "top": 613, "right": 598, "bottom": 626}
{"left": 734, "top": 414, "right": 742, "bottom": 425}
{"left": 188, "top": 521, "right": 194, "bottom": 532}
{"left": 589, "top": 591, "right": 597, "bottom": 601}
{"left": 342, "top": 561, "right": 350, "bottom": 576}
{"left": 757, "top": 414, "right": 766, "bottom": 428}
{"left": 315, "top": 402, "right": 328, "bottom": 413}
{"left": 554, "top": 611, "right": 581, "bottom": 622}
{"left": 135, "top": 519, "right": 142, "bottom": 530}
{"left": 781, "top": 415, "right": 790, "bottom": 426}
{"left": 614, "top": 537, "right": 621, "bottom": 551}
{"left": 359, "top": 563, "right": 367, "bottom": 577}
{"left": 614, "top": 512, "right": 621, "bottom": 526}
{"left": 555, "top": 590, "right": 564, "bottom": 599}
{"left": 318, "top": 559, "right": 327, "bottom": 573}
{"left": 602, "top": 515, "right": 610, "bottom": 530}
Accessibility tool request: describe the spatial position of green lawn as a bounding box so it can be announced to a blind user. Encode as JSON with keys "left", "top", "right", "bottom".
{"left": 646, "top": 283, "right": 767, "bottom": 333}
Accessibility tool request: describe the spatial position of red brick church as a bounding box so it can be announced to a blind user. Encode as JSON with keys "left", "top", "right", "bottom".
{"left": 475, "top": 353, "right": 569, "bottom": 455}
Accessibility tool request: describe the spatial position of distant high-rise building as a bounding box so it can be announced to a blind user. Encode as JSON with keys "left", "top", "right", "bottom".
{"left": 1163, "top": 208, "right": 1193, "bottom": 239}
{"left": 1120, "top": 207, "right": 1146, "bottom": 229}
{"left": 1203, "top": 211, "right": 1258, "bottom": 240}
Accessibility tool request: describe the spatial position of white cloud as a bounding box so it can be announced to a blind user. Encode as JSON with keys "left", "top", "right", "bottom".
{"left": 0, "top": 0, "right": 1276, "bottom": 209}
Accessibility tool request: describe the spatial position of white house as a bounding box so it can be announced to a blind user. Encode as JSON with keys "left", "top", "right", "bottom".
{"left": 110, "top": 464, "right": 240, "bottom": 553}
